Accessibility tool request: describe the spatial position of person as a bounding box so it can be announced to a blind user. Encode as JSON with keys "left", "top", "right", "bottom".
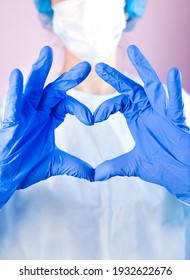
{"left": 0, "top": 0, "right": 190, "bottom": 260}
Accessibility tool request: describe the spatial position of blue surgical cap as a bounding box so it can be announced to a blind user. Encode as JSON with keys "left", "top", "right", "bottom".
{"left": 34, "top": 0, "right": 147, "bottom": 31}
{"left": 124, "top": 0, "right": 147, "bottom": 31}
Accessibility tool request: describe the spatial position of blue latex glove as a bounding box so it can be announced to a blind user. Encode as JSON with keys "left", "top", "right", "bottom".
{"left": 94, "top": 45, "right": 190, "bottom": 205}
{"left": 0, "top": 46, "right": 94, "bottom": 208}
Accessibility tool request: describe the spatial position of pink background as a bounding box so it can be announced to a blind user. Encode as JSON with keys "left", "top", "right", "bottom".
{"left": 0, "top": 0, "right": 190, "bottom": 95}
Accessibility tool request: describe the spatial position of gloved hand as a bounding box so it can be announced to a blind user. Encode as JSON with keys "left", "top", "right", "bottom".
{"left": 94, "top": 45, "right": 190, "bottom": 205}
{"left": 0, "top": 46, "right": 94, "bottom": 208}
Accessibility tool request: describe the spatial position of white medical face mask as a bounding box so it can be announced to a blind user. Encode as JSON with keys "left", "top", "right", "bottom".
{"left": 52, "top": 0, "right": 126, "bottom": 64}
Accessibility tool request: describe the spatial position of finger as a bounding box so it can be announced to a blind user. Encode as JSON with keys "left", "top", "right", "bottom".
{"left": 53, "top": 61, "right": 91, "bottom": 88}
{"left": 95, "top": 63, "right": 141, "bottom": 101}
{"left": 18, "top": 149, "right": 95, "bottom": 189}
{"left": 39, "top": 61, "right": 91, "bottom": 111}
{"left": 65, "top": 95, "right": 94, "bottom": 125}
{"left": 3, "top": 69, "right": 23, "bottom": 125}
{"left": 51, "top": 149, "right": 95, "bottom": 182}
{"left": 127, "top": 45, "right": 166, "bottom": 114}
{"left": 166, "top": 67, "right": 186, "bottom": 125}
{"left": 23, "top": 46, "right": 53, "bottom": 108}
{"left": 93, "top": 95, "right": 129, "bottom": 123}
{"left": 52, "top": 95, "right": 94, "bottom": 128}
{"left": 95, "top": 150, "right": 137, "bottom": 181}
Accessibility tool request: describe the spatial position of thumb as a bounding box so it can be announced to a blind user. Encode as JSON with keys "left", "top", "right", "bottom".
{"left": 51, "top": 149, "right": 95, "bottom": 182}
{"left": 95, "top": 150, "right": 137, "bottom": 181}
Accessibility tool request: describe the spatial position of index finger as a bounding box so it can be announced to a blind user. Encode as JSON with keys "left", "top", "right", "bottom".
{"left": 95, "top": 63, "right": 140, "bottom": 99}
{"left": 39, "top": 61, "right": 91, "bottom": 111}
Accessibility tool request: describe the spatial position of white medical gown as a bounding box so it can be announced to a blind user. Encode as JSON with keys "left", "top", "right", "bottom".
{"left": 0, "top": 76, "right": 190, "bottom": 260}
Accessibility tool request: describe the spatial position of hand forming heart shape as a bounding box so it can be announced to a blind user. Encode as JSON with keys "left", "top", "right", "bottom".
{"left": 0, "top": 47, "right": 94, "bottom": 208}
{"left": 1, "top": 45, "right": 190, "bottom": 208}
{"left": 94, "top": 46, "right": 190, "bottom": 205}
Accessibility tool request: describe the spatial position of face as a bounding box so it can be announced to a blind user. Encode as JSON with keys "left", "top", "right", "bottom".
{"left": 51, "top": 0, "right": 126, "bottom": 64}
